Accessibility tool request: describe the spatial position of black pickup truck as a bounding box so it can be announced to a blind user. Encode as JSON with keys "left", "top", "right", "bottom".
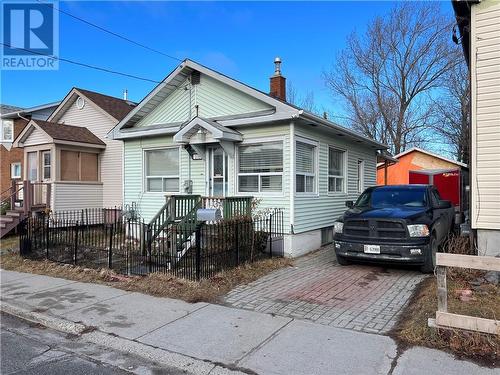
{"left": 333, "top": 185, "right": 454, "bottom": 273}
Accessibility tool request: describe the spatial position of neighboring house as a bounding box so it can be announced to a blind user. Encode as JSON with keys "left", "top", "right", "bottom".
{"left": 453, "top": 0, "right": 500, "bottom": 256}
{"left": 110, "top": 59, "right": 387, "bottom": 257}
{"left": 376, "top": 147, "right": 468, "bottom": 185}
{"left": 1, "top": 102, "right": 60, "bottom": 195}
{"left": 12, "top": 88, "right": 135, "bottom": 212}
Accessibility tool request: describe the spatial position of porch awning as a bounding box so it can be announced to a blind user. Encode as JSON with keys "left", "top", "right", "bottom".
{"left": 173, "top": 117, "right": 243, "bottom": 144}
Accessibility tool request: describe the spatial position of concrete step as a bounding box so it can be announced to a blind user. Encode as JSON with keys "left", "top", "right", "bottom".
{"left": 6, "top": 210, "right": 22, "bottom": 217}
{"left": 0, "top": 216, "right": 14, "bottom": 223}
{"left": 0, "top": 223, "right": 5, "bottom": 229}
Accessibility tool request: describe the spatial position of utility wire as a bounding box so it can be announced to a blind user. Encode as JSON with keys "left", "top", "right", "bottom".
{"left": 1, "top": 42, "right": 162, "bottom": 84}
{"left": 36, "top": 0, "right": 183, "bottom": 63}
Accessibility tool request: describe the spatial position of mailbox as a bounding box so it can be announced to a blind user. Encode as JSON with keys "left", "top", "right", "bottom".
{"left": 196, "top": 208, "right": 222, "bottom": 222}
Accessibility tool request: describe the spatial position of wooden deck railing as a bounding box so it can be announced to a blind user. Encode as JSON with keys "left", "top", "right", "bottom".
{"left": 431, "top": 253, "right": 500, "bottom": 335}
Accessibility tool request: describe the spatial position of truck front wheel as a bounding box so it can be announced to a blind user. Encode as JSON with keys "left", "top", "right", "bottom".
{"left": 336, "top": 254, "right": 351, "bottom": 266}
{"left": 420, "top": 234, "right": 437, "bottom": 273}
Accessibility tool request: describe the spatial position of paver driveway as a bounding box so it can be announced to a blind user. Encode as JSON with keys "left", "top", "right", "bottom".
{"left": 224, "top": 246, "right": 427, "bottom": 334}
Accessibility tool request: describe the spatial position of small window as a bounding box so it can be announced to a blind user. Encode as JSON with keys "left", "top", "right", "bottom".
{"left": 42, "top": 151, "right": 51, "bottom": 180}
{"left": 11, "top": 162, "right": 21, "bottom": 179}
{"left": 357, "top": 160, "right": 364, "bottom": 193}
{"left": 296, "top": 141, "right": 316, "bottom": 193}
{"left": 1, "top": 120, "right": 14, "bottom": 142}
{"left": 328, "top": 147, "right": 345, "bottom": 193}
{"left": 27, "top": 152, "right": 37, "bottom": 181}
{"left": 144, "top": 148, "right": 179, "bottom": 192}
{"left": 238, "top": 142, "right": 283, "bottom": 193}
{"left": 321, "top": 227, "right": 334, "bottom": 245}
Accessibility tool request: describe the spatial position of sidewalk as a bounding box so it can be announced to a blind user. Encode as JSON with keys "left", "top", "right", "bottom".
{"left": 0, "top": 269, "right": 495, "bottom": 375}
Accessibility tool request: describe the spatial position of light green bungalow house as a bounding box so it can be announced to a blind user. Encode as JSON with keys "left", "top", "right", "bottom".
{"left": 110, "top": 58, "right": 387, "bottom": 257}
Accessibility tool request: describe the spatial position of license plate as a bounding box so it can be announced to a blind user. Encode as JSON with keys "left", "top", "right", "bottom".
{"left": 364, "top": 245, "right": 380, "bottom": 254}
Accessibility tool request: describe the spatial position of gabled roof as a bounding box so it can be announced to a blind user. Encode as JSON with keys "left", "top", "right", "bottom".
{"left": 394, "top": 147, "right": 468, "bottom": 168}
{"left": 49, "top": 88, "right": 135, "bottom": 123}
{"left": 14, "top": 119, "right": 105, "bottom": 148}
{"left": 111, "top": 59, "right": 388, "bottom": 150}
{"left": 174, "top": 117, "right": 243, "bottom": 143}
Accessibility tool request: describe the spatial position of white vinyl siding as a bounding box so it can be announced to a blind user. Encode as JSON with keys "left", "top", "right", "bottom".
{"left": 136, "top": 74, "right": 273, "bottom": 127}
{"left": 57, "top": 97, "right": 123, "bottom": 207}
{"left": 295, "top": 140, "right": 317, "bottom": 193}
{"left": 51, "top": 182, "right": 103, "bottom": 211}
{"left": 293, "top": 123, "right": 377, "bottom": 233}
{"left": 357, "top": 160, "right": 365, "bottom": 193}
{"left": 238, "top": 141, "right": 283, "bottom": 193}
{"left": 144, "top": 148, "right": 180, "bottom": 193}
{"left": 23, "top": 127, "right": 52, "bottom": 146}
{"left": 471, "top": 0, "right": 500, "bottom": 229}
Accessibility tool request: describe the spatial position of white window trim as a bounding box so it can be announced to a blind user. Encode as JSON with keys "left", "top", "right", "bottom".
{"left": 1, "top": 120, "right": 14, "bottom": 142}
{"left": 357, "top": 159, "right": 365, "bottom": 193}
{"left": 11, "top": 162, "right": 21, "bottom": 179}
{"left": 295, "top": 136, "right": 319, "bottom": 197}
{"left": 143, "top": 146, "right": 180, "bottom": 194}
{"left": 42, "top": 150, "right": 51, "bottom": 180}
{"left": 235, "top": 139, "right": 285, "bottom": 197}
{"left": 327, "top": 145, "right": 348, "bottom": 195}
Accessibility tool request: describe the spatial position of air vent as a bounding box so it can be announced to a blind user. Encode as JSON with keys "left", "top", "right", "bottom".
{"left": 191, "top": 70, "right": 201, "bottom": 85}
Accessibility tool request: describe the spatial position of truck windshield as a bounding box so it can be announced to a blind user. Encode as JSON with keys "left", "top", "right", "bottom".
{"left": 355, "top": 188, "right": 427, "bottom": 208}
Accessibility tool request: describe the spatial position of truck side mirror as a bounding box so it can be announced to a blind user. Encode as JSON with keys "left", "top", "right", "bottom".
{"left": 345, "top": 200, "right": 354, "bottom": 209}
{"left": 438, "top": 200, "right": 452, "bottom": 209}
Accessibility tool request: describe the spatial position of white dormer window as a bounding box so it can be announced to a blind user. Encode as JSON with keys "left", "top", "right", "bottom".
{"left": 1, "top": 120, "right": 14, "bottom": 142}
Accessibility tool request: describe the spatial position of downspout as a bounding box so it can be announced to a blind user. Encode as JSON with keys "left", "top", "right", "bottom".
{"left": 289, "top": 121, "right": 295, "bottom": 234}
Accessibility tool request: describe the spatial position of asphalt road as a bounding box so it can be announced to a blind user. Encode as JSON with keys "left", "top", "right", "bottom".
{"left": 0, "top": 313, "right": 181, "bottom": 375}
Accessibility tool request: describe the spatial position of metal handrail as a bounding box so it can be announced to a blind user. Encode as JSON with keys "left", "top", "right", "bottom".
{"left": 0, "top": 186, "right": 23, "bottom": 207}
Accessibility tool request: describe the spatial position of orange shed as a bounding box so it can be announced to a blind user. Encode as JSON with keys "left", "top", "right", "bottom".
{"left": 376, "top": 147, "right": 468, "bottom": 185}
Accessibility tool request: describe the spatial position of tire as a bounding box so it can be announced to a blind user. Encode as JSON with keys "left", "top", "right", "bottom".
{"left": 420, "top": 234, "right": 437, "bottom": 274}
{"left": 336, "top": 254, "right": 351, "bottom": 266}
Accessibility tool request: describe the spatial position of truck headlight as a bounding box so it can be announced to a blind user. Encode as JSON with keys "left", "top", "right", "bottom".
{"left": 407, "top": 224, "right": 430, "bottom": 237}
{"left": 334, "top": 221, "right": 344, "bottom": 234}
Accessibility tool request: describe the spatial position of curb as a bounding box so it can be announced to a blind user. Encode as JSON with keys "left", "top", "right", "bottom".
{"left": 1, "top": 301, "right": 87, "bottom": 335}
{"left": 0, "top": 301, "right": 246, "bottom": 375}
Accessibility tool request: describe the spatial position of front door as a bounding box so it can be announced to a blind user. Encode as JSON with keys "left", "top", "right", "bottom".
{"left": 208, "top": 146, "right": 228, "bottom": 197}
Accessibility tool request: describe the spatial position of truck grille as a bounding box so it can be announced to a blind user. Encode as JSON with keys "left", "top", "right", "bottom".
{"left": 344, "top": 219, "right": 407, "bottom": 239}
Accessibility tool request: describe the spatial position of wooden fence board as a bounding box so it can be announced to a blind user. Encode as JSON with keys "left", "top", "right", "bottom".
{"left": 436, "top": 253, "right": 500, "bottom": 272}
{"left": 436, "top": 311, "right": 500, "bottom": 335}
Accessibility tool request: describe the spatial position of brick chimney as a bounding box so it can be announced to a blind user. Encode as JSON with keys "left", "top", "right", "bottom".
{"left": 270, "top": 57, "right": 286, "bottom": 101}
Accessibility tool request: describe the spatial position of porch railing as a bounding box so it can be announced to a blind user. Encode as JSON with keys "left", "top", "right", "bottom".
{"left": 201, "top": 196, "right": 252, "bottom": 218}
{"left": 0, "top": 180, "right": 51, "bottom": 214}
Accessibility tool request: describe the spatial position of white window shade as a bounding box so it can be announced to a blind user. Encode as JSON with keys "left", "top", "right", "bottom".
{"left": 296, "top": 141, "right": 316, "bottom": 193}
{"left": 239, "top": 143, "right": 283, "bottom": 173}
{"left": 146, "top": 149, "right": 179, "bottom": 176}
{"left": 145, "top": 148, "right": 180, "bottom": 193}
{"left": 329, "top": 148, "right": 344, "bottom": 176}
{"left": 296, "top": 142, "right": 315, "bottom": 174}
{"left": 238, "top": 142, "right": 283, "bottom": 193}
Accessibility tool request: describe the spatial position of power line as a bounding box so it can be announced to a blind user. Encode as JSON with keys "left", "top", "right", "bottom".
{"left": 36, "top": 0, "right": 183, "bottom": 63}
{"left": 2, "top": 42, "right": 162, "bottom": 84}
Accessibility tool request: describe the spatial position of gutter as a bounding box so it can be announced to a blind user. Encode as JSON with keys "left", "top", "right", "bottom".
{"left": 299, "top": 111, "right": 388, "bottom": 150}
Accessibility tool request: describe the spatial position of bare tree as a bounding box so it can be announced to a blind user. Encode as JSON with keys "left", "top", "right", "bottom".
{"left": 432, "top": 61, "right": 470, "bottom": 164}
{"left": 323, "top": 3, "right": 460, "bottom": 154}
{"left": 287, "top": 81, "right": 318, "bottom": 113}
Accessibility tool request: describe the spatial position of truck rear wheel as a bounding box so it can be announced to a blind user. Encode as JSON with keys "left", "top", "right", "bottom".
{"left": 420, "top": 234, "right": 437, "bottom": 273}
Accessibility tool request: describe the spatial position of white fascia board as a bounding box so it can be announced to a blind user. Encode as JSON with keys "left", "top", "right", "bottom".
{"left": 114, "top": 126, "right": 180, "bottom": 140}
{"left": 299, "top": 112, "right": 387, "bottom": 150}
{"left": 54, "top": 139, "right": 106, "bottom": 149}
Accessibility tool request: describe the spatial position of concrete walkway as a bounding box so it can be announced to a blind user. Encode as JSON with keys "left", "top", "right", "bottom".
{"left": 0, "top": 269, "right": 496, "bottom": 375}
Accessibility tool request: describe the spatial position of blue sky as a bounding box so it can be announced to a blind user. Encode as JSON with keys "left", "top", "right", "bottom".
{"left": 1, "top": 1, "right": 455, "bottom": 117}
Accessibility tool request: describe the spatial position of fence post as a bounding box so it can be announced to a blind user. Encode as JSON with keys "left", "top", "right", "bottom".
{"left": 147, "top": 224, "right": 152, "bottom": 273}
{"left": 73, "top": 221, "right": 79, "bottom": 265}
{"left": 108, "top": 223, "right": 114, "bottom": 269}
{"left": 437, "top": 265, "right": 447, "bottom": 313}
{"left": 45, "top": 213, "right": 49, "bottom": 259}
{"left": 195, "top": 224, "right": 202, "bottom": 281}
{"left": 235, "top": 221, "right": 240, "bottom": 266}
{"left": 269, "top": 215, "right": 273, "bottom": 258}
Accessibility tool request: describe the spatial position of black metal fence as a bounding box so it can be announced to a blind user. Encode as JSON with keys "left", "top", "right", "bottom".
{"left": 19, "top": 208, "right": 284, "bottom": 281}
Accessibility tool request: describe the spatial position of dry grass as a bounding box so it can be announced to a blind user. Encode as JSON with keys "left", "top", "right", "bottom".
{"left": 392, "top": 235, "right": 499, "bottom": 366}
{"left": 0, "top": 235, "right": 19, "bottom": 253}
{"left": 0, "top": 252, "right": 293, "bottom": 303}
